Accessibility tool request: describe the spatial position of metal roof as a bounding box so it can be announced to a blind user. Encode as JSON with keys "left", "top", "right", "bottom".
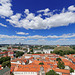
{"left": 0, "top": 67, "right": 10, "bottom": 75}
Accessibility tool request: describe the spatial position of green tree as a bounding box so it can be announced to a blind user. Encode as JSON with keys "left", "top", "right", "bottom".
{"left": 16, "top": 54, "right": 18, "bottom": 58}
{"left": 73, "top": 47, "right": 75, "bottom": 50}
{"left": 5, "top": 56, "right": 11, "bottom": 61}
{"left": 0, "top": 57, "right": 11, "bottom": 64}
{"left": 27, "top": 52, "right": 30, "bottom": 54}
{"left": 11, "top": 72, "right": 14, "bottom": 75}
{"left": 57, "top": 61, "right": 65, "bottom": 69}
{"left": 59, "top": 52, "right": 64, "bottom": 56}
{"left": 46, "top": 70, "right": 59, "bottom": 75}
{"left": 39, "top": 62, "right": 44, "bottom": 65}
{"left": 3, "top": 50, "right": 6, "bottom": 52}
{"left": 56, "top": 58, "right": 61, "bottom": 61}
{"left": 35, "top": 52, "right": 42, "bottom": 54}
{"left": 2, "top": 61, "right": 11, "bottom": 68}
{"left": 6, "top": 61, "right": 11, "bottom": 68}
{"left": 2, "top": 62, "right": 6, "bottom": 68}
{"left": 15, "top": 51, "right": 24, "bottom": 58}
{"left": 70, "top": 68, "right": 74, "bottom": 73}
{"left": 30, "top": 49, "right": 33, "bottom": 52}
{"left": 50, "top": 51, "right": 53, "bottom": 53}
{"left": 52, "top": 49, "right": 75, "bottom": 56}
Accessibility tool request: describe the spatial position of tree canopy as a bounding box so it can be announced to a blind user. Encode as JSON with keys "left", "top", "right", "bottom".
{"left": 70, "top": 68, "right": 74, "bottom": 73}
{"left": 39, "top": 62, "right": 44, "bottom": 65}
{"left": 14, "top": 51, "right": 24, "bottom": 58}
{"left": 57, "top": 61, "right": 65, "bottom": 69}
{"left": 2, "top": 61, "right": 11, "bottom": 68}
{"left": 51, "top": 50, "right": 75, "bottom": 56}
{"left": 56, "top": 58, "right": 61, "bottom": 61}
{"left": 46, "top": 70, "right": 59, "bottom": 75}
{"left": 0, "top": 57, "right": 11, "bottom": 64}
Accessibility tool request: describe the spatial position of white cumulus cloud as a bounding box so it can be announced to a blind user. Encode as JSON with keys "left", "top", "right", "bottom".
{"left": 37, "top": 8, "right": 50, "bottom": 13}
{"left": 0, "top": 33, "right": 75, "bottom": 39}
{"left": 68, "top": 5, "right": 75, "bottom": 11}
{"left": 24, "top": 9, "right": 29, "bottom": 15}
{"left": 0, "top": 1, "right": 75, "bottom": 30}
{"left": 0, "top": 0, "right": 13, "bottom": 17}
{"left": 16, "top": 32, "right": 29, "bottom": 35}
{"left": 0, "top": 23, "right": 7, "bottom": 27}
{"left": 6, "top": 5, "right": 75, "bottom": 29}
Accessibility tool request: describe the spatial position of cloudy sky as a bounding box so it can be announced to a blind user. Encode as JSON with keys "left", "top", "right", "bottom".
{"left": 0, "top": 0, "right": 75, "bottom": 45}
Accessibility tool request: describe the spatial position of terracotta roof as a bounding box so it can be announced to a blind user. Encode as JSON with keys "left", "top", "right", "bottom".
{"left": 61, "top": 58, "right": 75, "bottom": 70}
{"left": 11, "top": 58, "right": 27, "bottom": 63}
{"left": 0, "top": 68, "right": 2, "bottom": 70}
{"left": 72, "top": 59, "right": 75, "bottom": 62}
{"left": 14, "top": 65, "right": 41, "bottom": 72}
{"left": 0, "top": 52, "right": 7, "bottom": 54}
{"left": 53, "top": 68, "right": 70, "bottom": 74}
{"left": 62, "top": 74, "right": 70, "bottom": 75}
{"left": 29, "top": 57, "right": 34, "bottom": 60}
{"left": 13, "top": 64, "right": 51, "bottom": 72}
{"left": 50, "top": 58, "right": 56, "bottom": 61}
{"left": 0, "top": 65, "right": 2, "bottom": 67}
{"left": 10, "top": 56, "right": 14, "bottom": 58}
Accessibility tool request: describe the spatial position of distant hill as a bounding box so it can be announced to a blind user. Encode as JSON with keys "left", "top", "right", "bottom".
{"left": 54, "top": 46, "right": 74, "bottom": 51}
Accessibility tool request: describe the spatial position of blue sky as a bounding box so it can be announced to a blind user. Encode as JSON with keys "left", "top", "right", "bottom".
{"left": 0, "top": 0, "right": 75, "bottom": 45}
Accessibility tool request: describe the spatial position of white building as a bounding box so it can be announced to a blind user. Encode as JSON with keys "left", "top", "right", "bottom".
{"left": 27, "top": 48, "right": 30, "bottom": 52}
{"left": 33, "top": 49, "right": 43, "bottom": 53}
{"left": 43, "top": 49, "right": 54, "bottom": 54}
{"left": 11, "top": 58, "right": 28, "bottom": 65}
{"left": 33, "top": 49, "right": 54, "bottom": 54}
{"left": 13, "top": 65, "right": 45, "bottom": 75}
{"left": 13, "top": 72, "right": 38, "bottom": 75}
{"left": 70, "top": 73, "right": 75, "bottom": 75}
